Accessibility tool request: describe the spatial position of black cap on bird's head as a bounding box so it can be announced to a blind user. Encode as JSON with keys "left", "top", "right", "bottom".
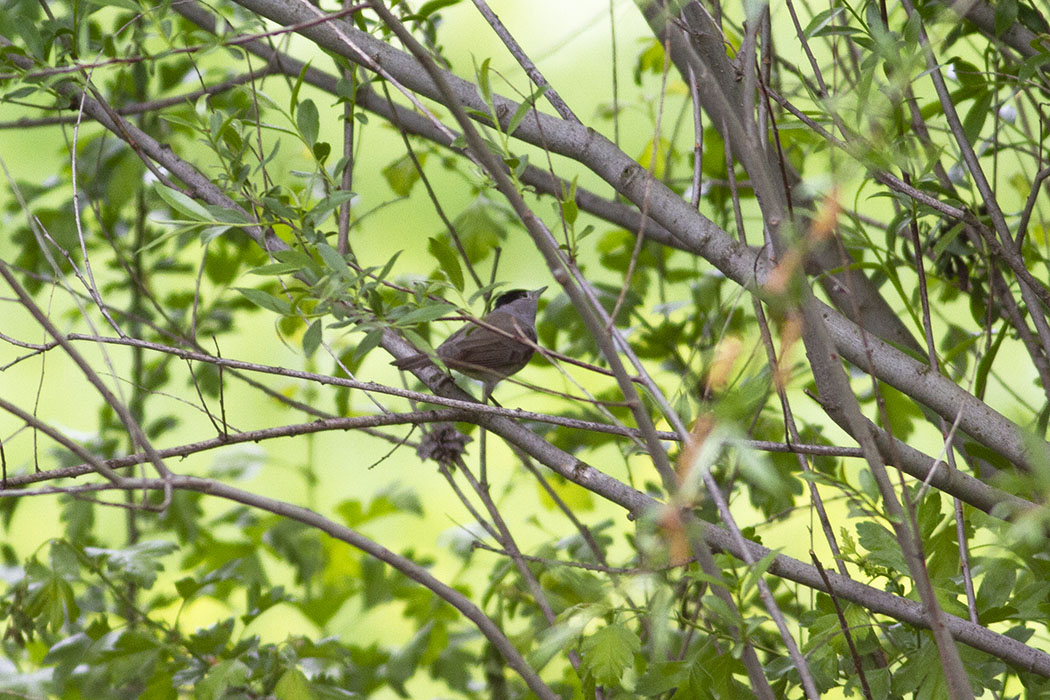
{"left": 493, "top": 287, "right": 547, "bottom": 310}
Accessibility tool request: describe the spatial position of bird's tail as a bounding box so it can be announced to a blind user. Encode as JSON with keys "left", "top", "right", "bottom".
{"left": 391, "top": 354, "right": 431, "bottom": 371}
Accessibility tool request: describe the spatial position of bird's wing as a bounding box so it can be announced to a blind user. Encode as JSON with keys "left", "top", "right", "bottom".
{"left": 437, "top": 315, "right": 535, "bottom": 374}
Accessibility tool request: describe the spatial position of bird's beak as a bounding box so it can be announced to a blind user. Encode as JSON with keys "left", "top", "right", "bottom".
{"left": 532, "top": 286, "right": 548, "bottom": 297}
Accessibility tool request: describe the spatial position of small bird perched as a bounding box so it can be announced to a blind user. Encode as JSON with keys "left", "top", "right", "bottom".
{"left": 393, "top": 287, "right": 546, "bottom": 398}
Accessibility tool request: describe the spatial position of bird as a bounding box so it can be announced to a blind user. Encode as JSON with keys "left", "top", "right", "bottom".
{"left": 393, "top": 287, "right": 546, "bottom": 399}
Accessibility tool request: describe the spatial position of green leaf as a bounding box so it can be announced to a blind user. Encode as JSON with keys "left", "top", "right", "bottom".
{"left": 62, "top": 498, "right": 94, "bottom": 542}
{"left": 634, "top": 659, "right": 688, "bottom": 696}
{"left": 931, "top": 222, "right": 965, "bottom": 260}
{"left": 856, "top": 521, "right": 908, "bottom": 572}
{"left": 155, "top": 184, "right": 211, "bottom": 221}
{"left": 637, "top": 136, "right": 674, "bottom": 179}
{"left": 306, "top": 190, "right": 356, "bottom": 227}
{"left": 396, "top": 303, "right": 458, "bottom": 326}
{"left": 338, "top": 484, "right": 424, "bottom": 527}
{"left": 974, "top": 323, "right": 1008, "bottom": 399}
{"left": 506, "top": 84, "right": 550, "bottom": 136}
{"left": 42, "top": 632, "right": 91, "bottom": 666}
{"left": 84, "top": 540, "right": 178, "bottom": 588}
{"left": 581, "top": 623, "right": 640, "bottom": 686}
{"left": 107, "top": 630, "right": 163, "bottom": 686}
{"left": 803, "top": 7, "right": 846, "bottom": 38}
{"left": 187, "top": 619, "right": 236, "bottom": 657}
{"left": 877, "top": 383, "right": 918, "bottom": 440}
{"left": 994, "top": 0, "right": 1018, "bottom": 36}
{"left": 561, "top": 197, "right": 578, "bottom": 226}
{"left": 353, "top": 327, "right": 385, "bottom": 361}
{"left": 297, "top": 98, "right": 320, "bottom": 146}
{"left": 385, "top": 620, "right": 434, "bottom": 694}
{"left": 374, "top": 250, "right": 402, "bottom": 284}
{"left": 313, "top": 141, "right": 331, "bottom": 163}
{"left": 528, "top": 610, "right": 595, "bottom": 670}
{"left": 249, "top": 262, "right": 303, "bottom": 276}
{"left": 236, "top": 287, "right": 292, "bottom": 315}
{"left": 977, "top": 559, "right": 1017, "bottom": 610}
{"left": 962, "top": 89, "right": 994, "bottom": 143}
{"left": 382, "top": 154, "right": 425, "bottom": 196}
{"left": 316, "top": 241, "right": 351, "bottom": 277}
{"left": 451, "top": 198, "right": 506, "bottom": 262}
{"left": 361, "top": 556, "right": 392, "bottom": 608}
{"left": 915, "top": 488, "right": 944, "bottom": 539}
{"left": 428, "top": 236, "right": 464, "bottom": 291}
{"left": 477, "top": 57, "right": 493, "bottom": 112}
{"left": 700, "top": 593, "right": 742, "bottom": 627}
{"left": 176, "top": 576, "right": 201, "bottom": 599}
{"left": 634, "top": 39, "right": 666, "bottom": 84}
{"left": 143, "top": 670, "right": 179, "bottom": 700}
{"left": 86, "top": 0, "right": 142, "bottom": 11}
{"left": 275, "top": 668, "right": 314, "bottom": 700}
{"left": 199, "top": 225, "right": 232, "bottom": 243}
{"left": 418, "top": 0, "right": 461, "bottom": 19}
{"left": 739, "top": 548, "right": 781, "bottom": 598}
{"left": 303, "top": 319, "right": 323, "bottom": 357}
{"left": 205, "top": 204, "right": 254, "bottom": 225}
{"left": 290, "top": 61, "right": 309, "bottom": 114}
{"left": 195, "top": 659, "right": 250, "bottom": 700}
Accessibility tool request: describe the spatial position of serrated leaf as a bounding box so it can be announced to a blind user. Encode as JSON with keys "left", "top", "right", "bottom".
{"left": 977, "top": 558, "right": 1017, "bottom": 610}
{"left": 581, "top": 624, "right": 640, "bottom": 686}
{"left": 634, "top": 659, "right": 688, "bottom": 696}
{"left": 42, "top": 632, "right": 91, "bottom": 665}
{"left": 528, "top": 610, "right": 595, "bottom": 670}
{"left": 275, "top": 668, "right": 314, "bottom": 700}
{"left": 856, "top": 521, "right": 908, "bottom": 572}
{"left": 84, "top": 540, "right": 178, "bottom": 588}
{"left": 188, "top": 619, "right": 236, "bottom": 657}
{"left": 195, "top": 658, "right": 249, "bottom": 700}
{"left": 700, "top": 593, "right": 742, "bottom": 627}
